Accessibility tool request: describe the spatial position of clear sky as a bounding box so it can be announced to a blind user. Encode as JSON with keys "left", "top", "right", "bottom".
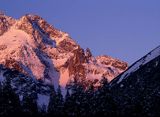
{"left": 0, "top": 0, "right": 160, "bottom": 65}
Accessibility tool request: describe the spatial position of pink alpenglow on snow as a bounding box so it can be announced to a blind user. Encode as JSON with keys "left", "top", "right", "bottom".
{"left": 0, "top": 14, "right": 128, "bottom": 92}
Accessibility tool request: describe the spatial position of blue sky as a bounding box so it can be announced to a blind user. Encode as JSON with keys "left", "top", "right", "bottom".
{"left": 0, "top": 0, "right": 160, "bottom": 64}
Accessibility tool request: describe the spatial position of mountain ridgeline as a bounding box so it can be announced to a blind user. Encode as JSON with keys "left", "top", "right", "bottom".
{"left": 0, "top": 14, "right": 127, "bottom": 88}
{"left": 109, "top": 46, "right": 160, "bottom": 116}
{"left": 0, "top": 13, "right": 160, "bottom": 116}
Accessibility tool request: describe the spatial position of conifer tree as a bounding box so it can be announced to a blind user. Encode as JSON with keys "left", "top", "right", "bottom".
{"left": 67, "top": 76, "right": 85, "bottom": 116}
{"left": 48, "top": 85, "right": 64, "bottom": 116}
{"left": 96, "top": 77, "right": 116, "bottom": 116}
{"left": 0, "top": 78, "right": 21, "bottom": 116}
{"left": 64, "top": 88, "right": 72, "bottom": 116}
{"left": 22, "top": 93, "right": 38, "bottom": 116}
{"left": 0, "top": 82, "right": 4, "bottom": 115}
{"left": 56, "top": 85, "right": 64, "bottom": 115}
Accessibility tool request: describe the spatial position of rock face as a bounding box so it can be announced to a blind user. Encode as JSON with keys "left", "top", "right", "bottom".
{"left": 110, "top": 46, "right": 160, "bottom": 116}
{"left": 0, "top": 14, "right": 128, "bottom": 90}
{"left": 0, "top": 14, "right": 15, "bottom": 35}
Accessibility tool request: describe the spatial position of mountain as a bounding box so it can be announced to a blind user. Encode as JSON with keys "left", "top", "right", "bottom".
{"left": 0, "top": 14, "right": 127, "bottom": 91}
{"left": 0, "top": 14, "right": 128, "bottom": 115}
{"left": 1, "top": 13, "right": 160, "bottom": 116}
{"left": 109, "top": 45, "right": 160, "bottom": 116}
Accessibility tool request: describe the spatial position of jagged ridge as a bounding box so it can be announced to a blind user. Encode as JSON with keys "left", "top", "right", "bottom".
{"left": 0, "top": 14, "right": 128, "bottom": 92}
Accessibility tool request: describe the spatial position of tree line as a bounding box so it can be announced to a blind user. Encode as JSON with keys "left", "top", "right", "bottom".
{"left": 0, "top": 76, "right": 117, "bottom": 117}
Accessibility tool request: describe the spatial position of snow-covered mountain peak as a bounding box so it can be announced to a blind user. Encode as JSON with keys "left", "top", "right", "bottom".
{"left": 14, "top": 14, "right": 77, "bottom": 49}
{"left": 0, "top": 14, "right": 128, "bottom": 90}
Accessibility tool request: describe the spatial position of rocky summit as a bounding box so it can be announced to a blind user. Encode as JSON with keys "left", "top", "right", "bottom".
{"left": 0, "top": 14, "right": 127, "bottom": 90}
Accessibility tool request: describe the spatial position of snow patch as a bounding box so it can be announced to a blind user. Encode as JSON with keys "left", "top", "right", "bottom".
{"left": 59, "top": 68, "right": 70, "bottom": 87}
{"left": 37, "top": 94, "right": 50, "bottom": 112}
{"left": 0, "top": 70, "right": 5, "bottom": 83}
{"left": 0, "top": 74, "right": 5, "bottom": 83}
{"left": 53, "top": 58, "right": 68, "bottom": 68}
{"left": 59, "top": 68, "right": 70, "bottom": 96}
{"left": 19, "top": 95, "right": 23, "bottom": 102}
